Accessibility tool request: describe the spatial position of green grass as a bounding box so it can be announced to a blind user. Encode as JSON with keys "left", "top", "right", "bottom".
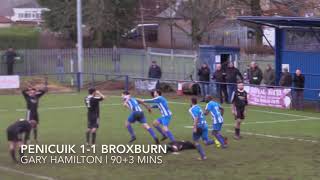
{"left": 0, "top": 26, "right": 40, "bottom": 49}
{"left": 0, "top": 92, "right": 319, "bottom": 180}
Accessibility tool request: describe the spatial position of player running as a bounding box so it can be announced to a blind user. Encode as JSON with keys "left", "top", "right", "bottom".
{"left": 6, "top": 118, "right": 36, "bottom": 163}
{"left": 138, "top": 90, "right": 175, "bottom": 142}
{"left": 22, "top": 86, "right": 47, "bottom": 143}
{"left": 231, "top": 82, "right": 248, "bottom": 140}
{"left": 122, "top": 91, "right": 159, "bottom": 144}
{"left": 188, "top": 97, "right": 214, "bottom": 160}
{"left": 84, "top": 88, "right": 105, "bottom": 146}
{"left": 204, "top": 95, "right": 227, "bottom": 148}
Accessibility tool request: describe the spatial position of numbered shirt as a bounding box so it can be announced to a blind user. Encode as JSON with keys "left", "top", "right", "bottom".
{"left": 205, "top": 101, "right": 224, "bottom": 124}
{"left": 85, "top": 95, "right": 104, "bottom": 116}
{"left": 189, "top": 105, "right": 207, "bottom": 127}
{"left": 124, "top": 97, "right": 143, "bottom": 112}
{"left": 144, "top": 96, "right": 172, "bottom": 117}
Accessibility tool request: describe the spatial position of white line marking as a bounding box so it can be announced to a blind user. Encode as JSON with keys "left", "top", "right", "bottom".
{"left": 15, "top": 103, "right": 122, "bottom": 112}
{"left": 167, "top": 101, "right": 318, "bottom": 119}
{"left": 7, "top": 96, "right": 320, "bottom": 119}
{"left": 225, "top": 129, "right": 319, "bottom": 143}
{"left": 184, "top": 118, "right": 320, "bottom": 128}
{"left": 0, "top": 165, "right": 55, "bottom": 180}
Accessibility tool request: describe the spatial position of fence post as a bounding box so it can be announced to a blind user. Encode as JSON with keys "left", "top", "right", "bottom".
{"left": 77, "top": 72, "right": 81, "bottom": 92}
{"left": 91, "top": 73, "right": 95, "bottom": 88}
{"left": 125, "top": 75, "right": 129, "bottom": 91}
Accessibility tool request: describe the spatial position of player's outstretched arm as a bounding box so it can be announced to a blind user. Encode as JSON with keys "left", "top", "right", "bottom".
{"left": 137, "top": 99, "right": 152, "bottom": 113}
{"left": 96, "top": 91, "right": 106, "bottom": 99}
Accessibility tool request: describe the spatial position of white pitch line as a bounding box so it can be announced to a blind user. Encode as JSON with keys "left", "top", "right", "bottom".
{"left": 0, "top": 165, "right": 55, "bottom": 180}
{"left": 184, "top": 118, "right": 320, "bottom": 128}
{"left": 15, "top": 103, "right": 122, "bottom": 112}
{"left": 5, "top": 97, "right": 320, "bottom": 119}
{"left": 167, "top": 101, "right": 318, "bottom": 119}
{"left": 225, "top": 129, "right": 318, "bottom": 143}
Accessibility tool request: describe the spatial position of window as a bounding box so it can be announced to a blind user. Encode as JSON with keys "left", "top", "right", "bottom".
{"left": 24, "top": 13, "right": 31, "bottom": 18}
{"left": 18, "top": 13, "right": 24, "bottom": 18}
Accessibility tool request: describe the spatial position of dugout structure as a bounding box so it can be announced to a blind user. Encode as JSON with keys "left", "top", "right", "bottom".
{"left": 238, "top": 16, "right": 320, "bottom": 100}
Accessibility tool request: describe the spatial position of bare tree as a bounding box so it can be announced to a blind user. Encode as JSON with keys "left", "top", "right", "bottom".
{"left": 164, "top": 0, "right": 235, "bottom": 49}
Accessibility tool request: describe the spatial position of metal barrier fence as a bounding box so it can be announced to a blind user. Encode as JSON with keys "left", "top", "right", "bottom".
{"left": 1, "top": 73, "right": 319, "bottom": 111}
{"left": 0, "top": 48, "right": 197, "bottom": 80}
{"left": 0, "top": 48, "right": 277, "bottom": 81}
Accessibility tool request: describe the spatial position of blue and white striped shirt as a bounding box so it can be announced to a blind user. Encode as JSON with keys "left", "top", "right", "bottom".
{"left": 144, "top": 96, "right": 172, "bottom": 117}
{"left": 125, "top": 97, "right": 143, "bottom": 112}
{"left": 205, "top": 101, "right": 224, "bottom": 124}
{"left": 189, "top": 105, "right": 207, "bottom": 128}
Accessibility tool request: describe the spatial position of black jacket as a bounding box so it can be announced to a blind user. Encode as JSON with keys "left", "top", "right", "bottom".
{"left": 279, "top": 72, "right": 292, "bottom": 87}
{"left": 226, "top": 67, "right": 243, "bottom": 83}
{"left": 293, "top": 74, "right": 305, "bottom": 91}
{"left": 148, "top": 65, "right": 162, "bottom": 79}
{"left": 4, "top": 51, "right": 17, "bottom": 64}
{"left": 198, "top": 67, "right": 211, "bottom": 82}
{"left": 212, "top": 69, "right": 226, "bottom": 83}
{"left": 249, "top": 67, "right": 263, "bottom": 85}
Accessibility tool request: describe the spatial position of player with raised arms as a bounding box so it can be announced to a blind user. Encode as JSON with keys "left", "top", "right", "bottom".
{"left": 204, "top": 95, "right": 227, "bottom": 148}
{"left": 231, "top": 82, "right": 248, "bottom": 140}
{"left": 188, "top": 97, "right": 214, "bottom": 160}
{"left": 22, "top": 86, "right": 47, "bottom": 143}
{"left": 138, "top": 90, "right": 175, "bottom": 142}
{"left": 6, "top": 118, "right": 37, "bottom": 163}
{"left": 122, "top": 91, "right": 160, "bottom": 144}
{"left": 84, "top": 88, "right": 105, "bottom": 146}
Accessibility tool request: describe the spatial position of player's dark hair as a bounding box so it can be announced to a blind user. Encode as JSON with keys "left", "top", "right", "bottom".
{"left": 122, "top": 91, "right": 130, "bottom": 95}
{"left": 191, "top": 97, "right": 197, "bottom": 105}
{"left": 88, "top": 88, "right": 96, "bottom": 95}
{"left": 155, "top": 90, "right": 162, "bottom": 96}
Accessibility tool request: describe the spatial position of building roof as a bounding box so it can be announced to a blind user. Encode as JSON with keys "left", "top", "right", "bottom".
{"left": 237, "top": 16, "right": 320, "bottom": 28}
{"left": 0, "top": 0, "right": 40, "bottom": 16}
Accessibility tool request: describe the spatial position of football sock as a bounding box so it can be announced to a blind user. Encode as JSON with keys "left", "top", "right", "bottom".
{"left": 147, "top": 128, "right": 157, "bottom": 140}
{"left": 195, "top": 144, "right": 206, "bottom": 159}
{"left": 215, "top": 133, "right": 225, "bottom": 145}
{"left": 18, "top": 147, "right": 24, "bottom": 158}
{"left": 33, "top": 128, "right": 38, "bottom": 141}
{"left": 235, "top": 128, "right": 240, "bottom": 136}
{"left": 155, "top": 125, "right": 166, "bottom": 137}
{"left": 86, "top": 132, "right": 90, "bottom": 144}
{"left": 127, "top": 125, "right": 135, "bottom": 138}
{"left": 166, "top": 130, "right": 175, "bottom": 142}
{"left": 92, "top": 132, "right": 96, "bottom": 144}
{"left": 10, "top": 149, "right": 17, "bottom": 162}
{"left": 205, "top": 139, "right": 214, "bottom": 145}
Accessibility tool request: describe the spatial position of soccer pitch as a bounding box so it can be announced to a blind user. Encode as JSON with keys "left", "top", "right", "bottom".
{"left": 0, "top": 92, "right": 319, "bottom": 180}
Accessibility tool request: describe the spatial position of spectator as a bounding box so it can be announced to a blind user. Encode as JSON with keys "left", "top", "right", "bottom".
{"left": 248, "top": 61, "right": 263, "bottom": 85}
{"left": 225, "top": 62, "right": 243, "bottom": 103}
{"left": 198, "top": 63, "right": 211, "bottom": 102}
{"left": 148, "top": 61, "right": 162, "bottom": 79}
{"left": 56, "top": 55, "right": 64, "bottom": 83}
{"left": 212, "top": 64, "right": 228, "bottom": 104}
{"left": 293, "top": 69, "right": 305, "bottom": 110}
{"left": 4, "top": 47, "right": 17, "bottom": 75}
{"left": 279, "top": 68, "right": 292, "bottom": 87}
{"left": 148, "top": 61, "right": 162, "bottom": 89}
{"left": 263, "top": 64, "right": 276, "bottom": 86}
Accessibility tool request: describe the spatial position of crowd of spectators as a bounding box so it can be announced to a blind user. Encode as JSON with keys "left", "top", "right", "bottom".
{"left": 197, "top": 61, "right": 305, "bottom": 110}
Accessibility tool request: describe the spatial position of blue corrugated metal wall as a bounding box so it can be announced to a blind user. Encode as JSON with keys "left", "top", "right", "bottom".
{"left": 281, "top": 51, "right": 320, "bottom": 100}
